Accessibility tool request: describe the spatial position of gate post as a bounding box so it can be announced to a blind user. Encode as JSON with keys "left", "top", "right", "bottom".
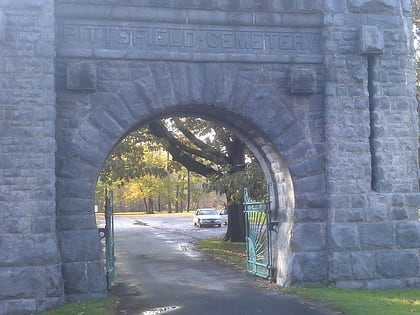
{"left": 0, "top": 1, "right": 64, "bottom": 314}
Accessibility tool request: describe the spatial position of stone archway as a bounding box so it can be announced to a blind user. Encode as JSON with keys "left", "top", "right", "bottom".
{"left": 2, "top": 1, "right": 420, "bottom": 314}
{"left": 55, "top": 60, "right": 326, "bottom": 299}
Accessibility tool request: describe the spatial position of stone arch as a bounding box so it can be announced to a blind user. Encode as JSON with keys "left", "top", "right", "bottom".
{"left": 55, "top": 61, "right": 326, "bottom": 299}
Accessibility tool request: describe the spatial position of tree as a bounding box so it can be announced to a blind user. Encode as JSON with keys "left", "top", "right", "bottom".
{"left": 98, "top": 131, "right": 167, "bottom": 187}
{"left": 147, "top": 117, "right": 266, "bottom": 242}
{"left": 96, "top": 117, "right": 266, "bottom": 241}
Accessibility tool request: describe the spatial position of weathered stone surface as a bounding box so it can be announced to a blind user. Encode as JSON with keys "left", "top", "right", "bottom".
{"left": 1, "top": 0, "right": 420, "bottom": 313}
{"left": 0, "top": 267, "right": 45, "bottom": 299}
{"left": 0, "top": 10, "right": 5, "bottom": 42}
{"left": 330, "top": 252, "right": 353, "bottom": 281}
{"left": 359, "top": 25, "right": 384, "bottom": 55}
{"left": 291, "top": 252, "right": 328, "bottom": 282}
{"left": 360, "top": 223, "right": 394, "bottom": 250}
{"left": 330, "top": 224, "right": 360, "bottom": 251}
{"left": 376, "top": 250, "right": 419, "bottom": 278}
{"left": 290, "top": 223, "right": 326, "bottom": 251}
{"left": 59, "top": 230, "right": 102, "bottom": 262}
{"left": 396, "top": 222, "right": 420, "bottom": 249}
{"left": 288, "top": 68, "right": 317, "bottom": 94}
{"left": 351, "top": 252, "right": 376, "bottom": 280}
{"left": 366, "top": 279, "right": 404, "bottom": 290}
{"left": 62, "top": 262, "right": 106, "bottom": 296}
{"left": 67, "top": 61, "right": 97, "bottom": 90}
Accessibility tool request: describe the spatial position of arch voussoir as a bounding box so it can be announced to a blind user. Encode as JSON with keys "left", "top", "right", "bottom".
{"left": 150, "top": 62, "right": 177, "bottom": 108}
{"left": 102, "top": 93, "right": 137, "bottom": 130}
{"left": 168, "top": 63, "right": 191, "bottom": 106}
{"left": 134, "top": 73, "right": 164, "bottom": 113}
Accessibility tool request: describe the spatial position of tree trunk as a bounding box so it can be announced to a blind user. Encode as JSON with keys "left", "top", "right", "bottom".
{"left": 223, "top": 203, "right": 245, "bottom": 242}
{"left": 223, "top": 192, "right": 245, "bottom": 242}
{"left": 175, "top": 183, "right": 180, "bottom": 213}
{"left": 146, "top": 197, "right": 154, "bottom": 214}
{"left": 143, "top": 197, "right": 148, "bottom": 213}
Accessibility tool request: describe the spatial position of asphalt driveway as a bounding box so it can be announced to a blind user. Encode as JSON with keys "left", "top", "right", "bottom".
{"left": 102, "top": 214, "right": 332, "bottom": 315}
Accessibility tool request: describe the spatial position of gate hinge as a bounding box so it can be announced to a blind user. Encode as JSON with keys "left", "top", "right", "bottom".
{"left": 269, "top": 221, "right": 279, "bottom": 232}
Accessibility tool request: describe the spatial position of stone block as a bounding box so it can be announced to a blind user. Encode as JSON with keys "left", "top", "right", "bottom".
{"left": 367, "top": 199, "right": 388, "bottom": 221}
{"left": 351, "top": 252, "right": 376, "bottom": 279}
{"left": 330, "top": 224, "right": 360, "bottom": 251}
{"left": 57, "top": 214, "right": 96, "bottom": 232}
{"left": 0, "top": 10, "right": 5, "bottom": 43}
{"left": 62, "top": 261, "right": 106, "bottom": 295}
{"left": 347, "top": 208, "right": 365, "bottom": 222}
{"left": 359, "top": 25, "right": 384, "bottom": 55}
{"left": 360, "top": 222, "right": 393, "bottom": 249}
{"left": 391, "top": 208, "right": 408, "bottom": 220}
{"left": 67, "top": 61, "right": 96, "bottom": 90}
{"left": 1, "top": 217, "right": 31, "bottom": 234}
{"left": 376, "top": 250, "right": 419, "bottom": 278}
{"left": 37, "top": 297, "right": 64, "bottom": 313}
{"left": 2, "top": 299, "right": 37, "bottom": 315}
{"left": 349, "top": 0, "right": 398, "bottom": 14}
{"left": 288, "top": 154, "right": 324, "bottom": 179}
{"left": 290, "top": 223, "right": 326, "bottom": 251}
{"left": 366, "top": 279, "right": 404, "bottom": 290}
{"left": 32, "top": 216, "right": 54, "bottom": 234}
{"left": 22, "top": 234, "right": 60, "bottom": 265}
{"left": 407, "top": 277, "right": 420, "bottom": 288}
{"left": 0, "top": 267, "right": 44, "bottom": 299}
{"left": 0, "top": 234, "right": 25, "bottom": 266}
{"left": 335, "top": 280, "right": 365, "bottom": 289}
{"left": 293, "top": 208, "right": 327, "bottom": 222}
{"left": 288, "top": 68, "right": 317, "bottom": 94}
{"left": 294, "top": 193, "right": 326, "bottom": 210}
{"left": 396, "top": 222, "right": 420, "bottom": 249}
{"left": 330, "top": 252, "right": 352, "bottom": 281}
{"left": 45, "top": 264, "right": 64, "bottom": 298}
{"left": 291, "top": 252, "right": 328, "bottom": 282}
{"left": 59, "top": 230, "right": 102, "bottom": 262}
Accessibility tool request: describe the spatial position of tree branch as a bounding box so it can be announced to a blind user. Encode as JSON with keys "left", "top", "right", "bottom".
{"left": 147, "top": 121, "right": 219, "bottom": 177}
{"left": 172, "top": 118, "right": 229, "bottom": 164}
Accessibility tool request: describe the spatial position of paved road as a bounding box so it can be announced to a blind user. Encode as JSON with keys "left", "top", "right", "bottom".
{"left": 102, "top": 214, "right": 332, "bottom": 315}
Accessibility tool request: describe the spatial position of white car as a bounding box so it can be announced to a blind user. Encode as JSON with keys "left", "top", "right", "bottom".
{"left": 218, "top": 209, "right": 228, "bottom": 225}
{"left": 193, "top": 208, "right": 222, "bottom": 228}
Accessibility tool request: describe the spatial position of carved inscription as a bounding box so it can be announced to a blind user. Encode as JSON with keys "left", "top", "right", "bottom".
{"left": 57, "top": 23, "right": 321, "bottom": 55}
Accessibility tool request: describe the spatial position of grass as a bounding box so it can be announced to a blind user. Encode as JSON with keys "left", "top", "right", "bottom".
{"left": 196, "top": 237, "right": 420, "bottom": 315}
{"left": 195, "top": 237, "right": 247, "bottom": 270}
{"left": 282, "top": 286, "right": 420, "bottom": 315}
{"left": 39, "top": 297, "right": 116, "bottom": 315}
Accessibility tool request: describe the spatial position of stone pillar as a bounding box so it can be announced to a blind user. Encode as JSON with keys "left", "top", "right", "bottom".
{"left": 0, "top": 1, "right": 63, "bottom": 314}
{"left": 324, "top": 0, "right": 420, "bottom": 289}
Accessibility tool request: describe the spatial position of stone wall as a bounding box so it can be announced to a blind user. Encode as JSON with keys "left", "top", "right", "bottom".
{"left": 0, "top": 0, "right": 419, "bottom": 314}
{"left": 324, "top": 0, "right": 420, "bottom": 288}
{"left": 0, "top": 1, "right": 63, "bottom": 314}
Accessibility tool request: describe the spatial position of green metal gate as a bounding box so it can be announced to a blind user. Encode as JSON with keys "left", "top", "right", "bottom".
{"left": 243, "top": 188, "right": 274, "bottom": 280}
{"left": 100, "top": 189, "right": 115, "bottom": 290}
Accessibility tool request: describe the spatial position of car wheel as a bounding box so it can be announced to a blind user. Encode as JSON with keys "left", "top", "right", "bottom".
{"left": 218, "top": 224, "right": 221, "bottom": 227}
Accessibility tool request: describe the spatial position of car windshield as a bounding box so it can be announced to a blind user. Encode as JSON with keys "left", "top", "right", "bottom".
{"left": 199, "top": 210, "right": 218, "bottom": 215}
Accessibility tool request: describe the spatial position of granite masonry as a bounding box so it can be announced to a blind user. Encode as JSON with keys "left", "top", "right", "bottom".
{"left": 0, "top": 0, "right": 419, "bottom": 314}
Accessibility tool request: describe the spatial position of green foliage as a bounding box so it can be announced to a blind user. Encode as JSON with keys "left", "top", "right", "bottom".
{"left": 196, "top": 236, "right": 420, "bottom": 315}
{"left": 154, "top": 117, "right": 267, "bottom": 203}
{"left": 98, "top": 130, "right": 168, "bottom": 187}
{"left": 209, "top": 160, "right": 267, "bottom": 204}
{"left": 283, "top": 287, "right": 420, "bottom": 315}
{"left": 195, "top": 238, "right": 247, "bottom": 270}
{"left": 96, "top": 117, "right": 266, "bottom": 219}
{"left": 39, "top": 297, "right": 116, "bottom": 315}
